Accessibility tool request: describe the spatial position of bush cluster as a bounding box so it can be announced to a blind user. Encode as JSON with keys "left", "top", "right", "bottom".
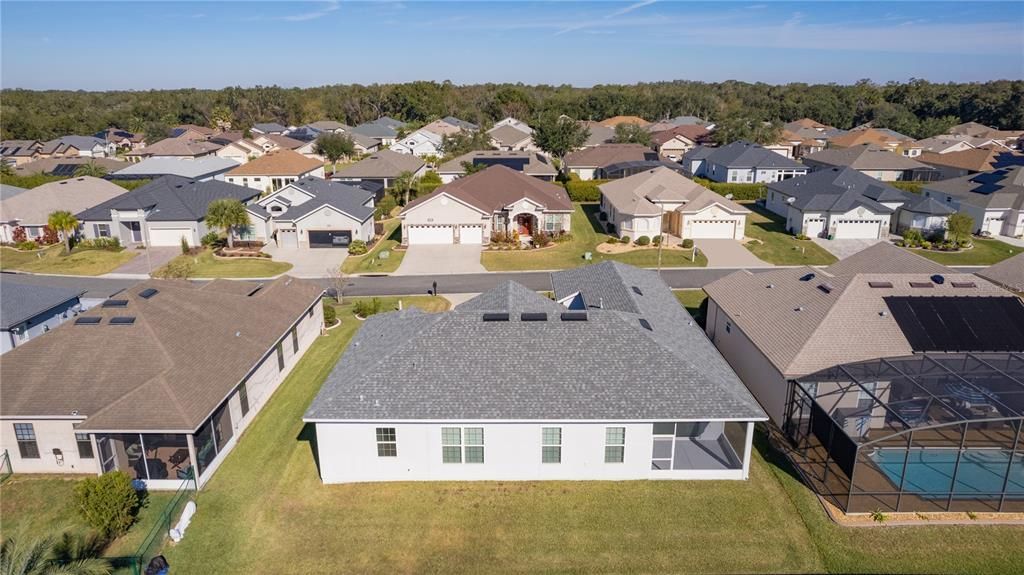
{"left": 73, "top": 471, "right": 142, "bottom": 539}
{"left": 200, "top": 231, "right": 223, "bottom": 248}
{"left": 563, "top": 179, "right": 609, "bottom": 202}
{"left": 347, "top": 240, "right": 368, "bottom": 255}
{"left": 75, "top": 237, "right": 122, "bottom": 251}
{"left": 682, "top": 238, "right": 694, "bottom": 249}
{"left": 376, "top": 196, "right": 398, "bottom": 219}
{"left": 353, "top": 297, "right": 384, "bottom": 318}
{"left": 532, "top": 230, "right": 551, "bottom": 247}
{"left": 323, "top": 301, "right": 337, "bottom": 325}
{"left": 693, "top": 178, "right": 765, "bottom": 201}
{"left": 636, "top": 235, "right": 651, "bottom": 246}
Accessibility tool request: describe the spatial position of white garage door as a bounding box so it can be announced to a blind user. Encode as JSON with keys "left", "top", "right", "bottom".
{"left": 804, "top": 218, "right": 826, "bottom": 238}
{"left": 833, "top": 219, "right": 882, "bottom": 239}
{"left": 277, "top": 229, "right": 298, "bottom": 248}
{"left": 983, "top": 218, "right": 1004, "bottom": 235}
{"left": 408, "top": 225, "right": 454, "bottom": 245}
{"left": 458, "top": 225, "right": 483, "bottom": 245}
{"left": 689, "top": 220, "right": 737, "bottom": 239}
{"left": 148, "top": 228, "right": 192, "bottom": 246}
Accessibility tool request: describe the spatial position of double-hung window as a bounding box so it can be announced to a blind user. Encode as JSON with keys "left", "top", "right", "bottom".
{"left": 76, "top": 433, "right": 94, "bottom": 459}
{"left": 441, "top": 427, "right": 484, "bottom": 463}
{"left": 14, "top": 423, "right": 39, "bottom": 459}
{"left": 542, "top": 427, "right": 562, "bottom": 463}
{"left": 604, "top": 427, "right": 625, "bottom": 463}
{"left": 376, "top": 428, "right": 397, "bottom": 457}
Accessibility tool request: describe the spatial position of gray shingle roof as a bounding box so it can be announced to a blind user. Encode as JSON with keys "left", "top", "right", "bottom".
{"left": 442, "top": 116, "right": 479, "bottom": 131}
{"left": 0, "top": 184, "right": 29, "bottom": 200}
{"left": 767, "top": 167, "right": 907, "bottom": 213}
{"left": 305, "top": 263, "right": 766, "bottom": 422}
{"left": 253, "top": 122, "right": 288, "bottom": 133}
{"left": 802, "top": 144, "right": 934, "bottom": 171}
{"left": 703, "top": 140, "right": 806, "bottom": 169}
{"left": 0, "top": 277, "right": 83, "bottom": 330}
{"left": 111, "top": 157, "right": 239, "bottom": 179}
{"left": 351, "top": 122, "right": 398, "bottom": 139}
{"left": 77, "top": 176, "right": 259, "bottom": 222}
{"left": 977, "top": 253, "right": 1024, "bottom": 293}
{"left": 923, "top": 166, "right": 1024, "bottom": 210}
{"left": 271, "top": 177, "right": 375, "bottom": 222}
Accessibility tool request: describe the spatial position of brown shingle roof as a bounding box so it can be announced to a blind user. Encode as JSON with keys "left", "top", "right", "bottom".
{"left": 488, "top": 125, "right": 533, "bottom": 148}
{"left": 226, "top": 149, "right": 322, "bottom": 176}
{"left": 126, "top": 138, "right": 221, "bottom": 158}
{"left": 977, "top": 253, "right": 1024, "bottom": 293}
{"left": 333, "top": 149, "right": 424, "bottom": 179}
{"left": 565, "top": 143, "right": 655, "bottom": 168}
{"left": 403, "top": 165, "right": 571, "bottom": 215}
{"left": 829, "top": 128, "right": 910, "bottom": 148}
{"left": 0, "top": 276, "right": 323, "bottom": 431}
{"left": 651, "top": 125, "right": 711, "bottom": 146}
{"left": 918, "top": 147, "right": 1024, "bottom": 173}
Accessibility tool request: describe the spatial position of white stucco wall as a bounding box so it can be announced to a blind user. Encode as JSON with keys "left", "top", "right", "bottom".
{"left": 292, "top": 206, "right": 374, "bottom": 246}
{"left": 400, "top": 194, "right": 489, "bottom": 244}
{"left": 0, "top": 419, "right": 98, "bottom": 475}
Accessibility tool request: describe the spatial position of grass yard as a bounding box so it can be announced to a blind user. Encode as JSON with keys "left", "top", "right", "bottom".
{"left": 332, "top": 295, "right": 451, "bottom": 315}
{"left": 741, "top": 203, "right": 838, "bottom": 266}
{"left": 156, "top": 249, "right": 292, "bottom": 278}
{"left": 903, "top": 237, "right": 1020, "bottom": 266}
{"left": 482, "top": 203, "right": 708, "bottom": 271}
{"left": 340, "top": 218, "right": 405, "bottom": 274}
{"left": 0, "top": 476, "right": 176, "bottom": 559}
{"left": 0, "top": 245, "right": 137, "bottom": 275}
{"left": 674, "top": 289, "right": 708, "bottom": 328}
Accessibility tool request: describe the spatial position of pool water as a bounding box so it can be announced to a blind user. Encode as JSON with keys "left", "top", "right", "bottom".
{"left": 871, "top": 449, "right": 1024, "bottom": 498}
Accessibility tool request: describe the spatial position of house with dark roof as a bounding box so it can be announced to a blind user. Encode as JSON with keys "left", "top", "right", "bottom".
{"left": 251, "top": 122, "right": 289, "bottom": 135}
{"left": 331, "top": 149, "right": 427, "bottom": 190}
{"left": 437, "top": 150, "right": 557, "bottom": 183}
{"left": 350, "top": 117, "right": 406, "bottom": 146}
{"left": 95, "top": 128, "right": 145, "bottom": 151}
{"left": 245, "top": 176, "right": 378, "bottom": 249}
{"left": 802, "top": 144, "right": 938, "bottom": 182}
{"left": 0, "top": 276, "right": 324, "bottom": 487}
{"left": 399, "top": 165, "right": 572, "bottom": 245}
{"left": 1, "top": 276, "right": 84, "bottom": 355}
{"left": 303, "top": 262, "right": 766, "bottom": 483}
{"left": 921, "top": 166, "right": 1024, "bottom": 237}
{"left": 683, "top": 141, "right": 808, "bottom": 183}
{"left": 38, "top": 136, "right": 116, "bottom": 159}
{"left": 564, "top": 144, "right": 658, "bottom": 180}
{"left": 0, "top": 140, "right": 42, "bottom": 166}
{"left": 77, "top": 176, "right": 261, "bottom": 247}
{"left": 765, "top": 167, "right": 952, "bottom": 239}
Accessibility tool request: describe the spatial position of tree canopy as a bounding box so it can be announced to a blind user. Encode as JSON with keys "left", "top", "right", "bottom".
{"left": 314, "top": 133, "right": 356, "bottom": 169}
{"left": 612, "top": 123, "right": 652, "bottom": 145}
{"left": 532, "top": 114, "right": 590, "bottom": 161}
{"left": 205, "top": 198, "right": 251, "bottom": 248}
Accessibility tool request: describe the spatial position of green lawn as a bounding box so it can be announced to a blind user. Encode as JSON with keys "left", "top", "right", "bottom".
{"left": 674, "top": 289, "right": 708, "bottom": 328}
{"left": 156, "top": 249, "right": 293, "bottom": 278}
{"left": 340, "top": 218, "right": 405, "bottom": 274}
{"left": 482, "top": 203, "right": 708, "bottom": 271}
{"left": 0, "top": 245, "right": 138, "bottom": 276}
{"left": 0, "top": 475, "right": 176, "bottom": 558}
{"left": 904, "top": 237, "right": 1020, "bottom": 266}
{"left": 332, "top": 295, "right": 451, "bottom": 315}
{"left": 741, "top": 203, "right": 838, "bottom": 266}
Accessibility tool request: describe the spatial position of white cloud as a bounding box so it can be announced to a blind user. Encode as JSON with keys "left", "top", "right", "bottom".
{"left": 606, "top": 0, "right": 657, "bottom": 19}
{"left": 281, "top": 1, "right": 340, "bottom": 22}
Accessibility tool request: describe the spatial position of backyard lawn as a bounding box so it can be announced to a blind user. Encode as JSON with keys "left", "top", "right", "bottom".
{"left": 155, "top": 249, "right": 292, "bottom": 278}
{"left": 674, "top": 289, "right": 708, "bottom": 328}
{"left": 340, "top": 218, "right": 405, "bottom": 274}
{"left": 482, "top": 203, "right": 708, "bottom": 271}
{"left": 331, "top": 294, "right": 450, "bottom": 315}
{"left": 741, "top": 203, "right": 838, "bottom": 266}
{"left": 0, "top": 245, "right": 137, "bottom": 275}
{"left": 903, "top": 237, "right": 1020, "bottom": 266}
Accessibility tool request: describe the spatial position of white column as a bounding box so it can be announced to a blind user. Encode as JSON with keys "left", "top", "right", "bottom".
{"left": 742, "top": 421, "right": 755, "bottom": 480}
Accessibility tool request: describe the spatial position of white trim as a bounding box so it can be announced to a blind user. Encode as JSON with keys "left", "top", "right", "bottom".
{"left": 399, "top": 191, "right": 488, "bottom": 217}
{"left": 304, "top": 417, "right": 768, "bottom": 424}
{"left": 278, "top": 204, "right": 373, "bottom": 225}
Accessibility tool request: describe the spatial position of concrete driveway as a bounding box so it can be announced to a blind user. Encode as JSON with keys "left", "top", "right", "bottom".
{"left": 811, "top": 238, "right": 887, "bottom": 260}
{"left": 262, "top": 243, "right": 347, "bottom": 278}
{"left": 111, "top": 246, "right": 180, "bottom": 276}
{"left": 694, "top": 239, "right": 768, "bottom": 268}
{"left": 395, "top": 245, "right": 485, "bottom": 275}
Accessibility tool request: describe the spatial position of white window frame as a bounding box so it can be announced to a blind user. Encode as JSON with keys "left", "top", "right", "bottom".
{"left": 604, "top": 427, "right": 625, "bottom": 463}
{"left": 376, "top": 427, "right": 397, "bottom": 457}
{"left": 441, "top": 427, "right": 484, "bottom": 463}
{"left": 541, "top": 427, "right": 562, "bottom": 463}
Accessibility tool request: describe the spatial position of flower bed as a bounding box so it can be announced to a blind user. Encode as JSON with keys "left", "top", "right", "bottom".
{"left": 214, "top": 247, "right": 271, "bottom": 259}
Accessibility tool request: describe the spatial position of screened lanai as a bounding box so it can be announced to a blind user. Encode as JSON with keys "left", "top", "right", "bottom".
{"left": 784, "top": 353, "right": 1024, "bottom": 513}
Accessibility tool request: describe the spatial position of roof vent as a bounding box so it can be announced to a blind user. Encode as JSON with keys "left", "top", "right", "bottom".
{"left": 101, "top": 299, "right": 128, "bottom": 308}
{"left": 951, "top": 281, "right": 976, "bottom": 288}
{"left": 632, "top": 286, "right": 643, "bottom": 296}
{"left": 75, "top": 317, "right": 101, "bottom": 325}
{"left": 560, "top": 312, "right": 588, "bottom": 322}
{"left": 139, "top": 288, "right": 159, "bottom": 299}
{"left": 817, "top": 283, "right": 834, "bottom": 294}
{"left": 909, "top": 281, "right": 933, "bottom": 288}
{"left": 880, "top": 310, "right": 889, "bottom": 317}
{"left": 638, "top": 318, "right": 653, "bottom": 331}
{"left": 795, "top": 306, "right": 804, "bottom": 312}
{"left": 931, "top": 274, "right": 945, "bottom": 285}
{"left": 766, "top": 284, "right": 774, "bottom": 289}
{"left": 520, "top": 312, "right": 548, "bottom": 322}
{"left": 482, "top": 312, "right": 510, "bottom": 322}
{"left": 800, "top": 273, "right": 815, "bottom": 282}
{"left": 109, "top": 316, "right": 136, "bottom": 325}
{"left": 868, "top": 281, "right": 893, "bottom": 288}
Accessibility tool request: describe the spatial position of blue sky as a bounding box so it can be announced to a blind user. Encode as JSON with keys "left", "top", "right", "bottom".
{"left": 2, "top": 1, "right": 1022, "bottom": 90}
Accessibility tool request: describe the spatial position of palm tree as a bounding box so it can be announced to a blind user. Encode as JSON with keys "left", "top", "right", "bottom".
{"left": 73, "top": 162, "right": 107, "bottom": 178}
{"left": 393, "top": 171, "right": 420, "bottom": 206}
{"left": 205, "top": 198, "right": 250, "bottom": 249}
{"left": 0, "top": 531, "right": 110, "bottom": 575}
{"left": 47, "top": 210, "right": 79, "bottom": 254}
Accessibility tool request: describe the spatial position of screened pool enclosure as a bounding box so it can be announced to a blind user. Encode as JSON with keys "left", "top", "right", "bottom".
{"left": 784, "top": 353, "right": 1024, "bottom": 513}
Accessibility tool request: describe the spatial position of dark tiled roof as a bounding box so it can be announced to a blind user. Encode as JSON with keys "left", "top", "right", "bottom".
{"left": 703, "top": 140, "right": 806, "bottom": 169}
{"left": 768, "top": 167, "right": 906, "bottom": 213}
{"left": 77, "top": 176, "right": 259, "bottom": 222}
{"left": 271, "top": 177, "right": 375, "bottom": 222}
{"left": 403, "top": 165, "right": 572, "bottom": 214}
{"left": 0, "top": 277, "right": 83, "bottom": 330}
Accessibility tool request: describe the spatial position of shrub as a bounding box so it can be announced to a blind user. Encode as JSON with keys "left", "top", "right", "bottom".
{"left": 15, "top": 240, "right": 39, "bottom": 251}
{"left": 920, "top": 240, "right": 932, "bottom": 250}
{"left": 180, "top": 236, "right": 190, "bottom": 255}
{"left": 693, "top": 178, "right": 765, "bottom": 201}
{"left": 795, "top": 233, "right": 810, "bottom": 240}
{"left": 73, "top": 471, "right": 142, "bottom": 539}
{"left": 12, "top": 226, "right": 27, "bottom": 243}
{"left": 353, "top": 297, "right": 383, "bottom": 318}
{"left": 620, "top": 235, "right": 631, "bottom": 244}
{"left": 40, "top": 225, "right": 59, "bottom": 245}
{"left": 376, "top": 196, "right": 398, "bottom": 219}
{"left": 606, "top": 236, "right": 619, "bottom": 244}
{"left": 891, "top": 181, "right": 923, "bottom": 194}
{"left": 532, "top": 230, "right": 551, "bottom": 247}
{"left": 156, "top": 259, "right": 194, "bottom": 279}
{"left": 682, "top": 238, "right": 694, "bottom": 249}
{"left": 902, "top": 228, "right": 924, "bottom": 247}
{"left": 76, "top": 237, "right": 122, "bottom": 251}
{"left": 323, "top": 301, "right": 337, "bottom": 325}
{"left": 870, "top": 509, "right": 888, "bottom": 523}
{"left": 636, "top": 235, "right": 651, "bottom": 246}
{"left": 563, "top": 179, "right": 607, "bottom": 202}
{"left": 652, "top": 235, "right": 662, "bottom": 246}
{"left": 200, "top": 231, "right": 222, "bottom": 247}
{"left": 347, "top": 240, "right": 368, "bottom": 255}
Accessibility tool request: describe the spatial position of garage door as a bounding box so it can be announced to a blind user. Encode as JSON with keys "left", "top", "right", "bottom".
{"left": 804, "top": 218, "right": 826, "bottom": 238}
{"left": 689, "top": 220, "right": 737, "bottom": 239}
{"left": 148, "top": 228, "right": 192, "bottom": 246}
{"left": 408, "top": 225, "right": 453, "bottom": 245}
{"left": 458, "top": 225, "right": 483, "bottom": 244}
{"left": 833, "top": 219, "right": 882, "bottom": 239}
{"left": 983, "top": 218, "right": 1004, "bottom": 235}
{"left": 308, "top": 230, "right": 351, "bottom": 248}
{"left": 277, "top": 229, "right": 298, "bottom": 249}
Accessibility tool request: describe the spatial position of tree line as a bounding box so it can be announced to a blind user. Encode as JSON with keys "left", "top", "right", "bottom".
{"left": 2, "top": 79, "right": 1022, "bottom": 143}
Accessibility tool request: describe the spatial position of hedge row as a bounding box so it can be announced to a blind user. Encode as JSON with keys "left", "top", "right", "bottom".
{"left": 889, "top": 181, "right": 924, "bottom": 194}
{"left": 693, "top": 178, "right": 765, "bottom": 201}
{"left": 564, "top": 179, "right": 610, "bottom": 202}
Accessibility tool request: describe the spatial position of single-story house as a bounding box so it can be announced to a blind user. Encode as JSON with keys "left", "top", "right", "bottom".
{"left": 828, "top": 128, "right": 922, "bottom": 157}
{"left": 399, "top": 165, "right": 572, "bottom": 245}
{"left": 10, "top": 157, "right": 126, "bottom": 177}
{"left": 946, "top": 122, "right": 1024, "bottom": 150}
{"left": 703, "top": 242, "right": 1023, "bottom": 424}
{"left": 77, "top": 176, "right": 260, "bottom": 247}
{"left": 802, "top": 144, "right": 938, "bottom": 182}
{"left": 252, "top": 134, "right": 306, "bottom": 152}
{"left": 0, "top": 277, "right": 324, "bottom": 488}
{"left": 303, "top": 262, "right": 766, "bottom": 483}
{"left": 917, "top": 147, "right": 1024, "bottom": 180}
{"left": 421, "top": 116, "right": 478, "bottom": 137}
{"left": 914, "top": 136, "right": 977, "bottom": 155}
{"left": 487, "top": 118, "right": 535, "bottom": 151}
{"left": 977, "top": 252, "right": 1024, "bottom": 293}
{"left": 682, "top": 141, "right": 808, "bottom": 184}
{"left": 650, "top": 125, "right": 712, "bottom": 161}
{"left": 39, "top": 136, "right": 117, "bottom": 159}
{"left": 921, "top": 166, "right": 1024, "bottom": 237}
{"left": 764, "top": 167, "right": 949, "bottom": 239}
{"left": 245, "top": 177, "right": 376, "bottom": 249}
{"left": 251, "top": 122, "right": 289, "bottom": 135}
{"left": 350, "top": 119, "right": 403, "bottom": 147}
{"left": 109, "top": 157, "right": 239, "bottom": 181}
{"left": 95, "top": 128, "right": 146, "bottom": 150}
{"left": 1, "top": 140, "right": 43, "bottom": 166}
{"left": 124, "top": 138, "right": 222, "bottom": 162}
{"left": 224, "top": 149, "right": 325, "bottom": 193}
{"left": 579, "top": 121, "right": 616, "bottom": 148}
{"left": 0, "top": 176, "right": 128, "bottom": 243}
{"left": 1, "top": 277, "right": 83, "bottom": 355}
{"left": 214, "top": 138, "right": 266, "bottom": 164}
{"left": 564, "top": 144, "right": 657, "bottom": 181}
{"left": 331, "top": 149, "right": 427, "bottom": 191}
{"left": 437, "top": 151, "right": 557, "bottom": 183}
{"left": 389, "top": 129, "right": 444, "bottom": 157}
{"left": 346, "top": 132, "right": 382, "bottom": 156}
{"left": 169, "top": 124, "right": 216, "bottom": 140}
{"left": 305, "top": 120, "right": 353, "bottom": 134}
{"left": 599, "top": 167, "right": 750, "bottom": 241}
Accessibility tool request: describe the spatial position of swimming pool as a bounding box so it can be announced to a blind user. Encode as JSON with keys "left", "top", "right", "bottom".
{"left": 871, "top": 449, "right": 1024, "bottom": 499}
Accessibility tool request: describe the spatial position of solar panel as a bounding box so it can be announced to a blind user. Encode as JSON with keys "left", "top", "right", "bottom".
{"left": 109, "top": 317, "right": 136, "bottom": 325}
{"left": 560, "top": 312, "right": 588, "bottom": 322}
{"left": 884, "top": 296, "right": 1024, "bottom": 352}
{"left": 473, "top": 157, "right": 529, "bottom": 171}
{"left": 138, "top": 288, "right": 159, "bottom": 299}
{"left": 50, "top": 164, "right": 79, "bottom": 177}
{"left": 520, "top": 312, "right": 548, "bottom": 322}
{"left": 74, "top": 317, "right": 101, "bottom": 325}
{"left": 482, "top": 312, "right": 510, "bottom": 322}
{"left": 101, "top": 299, "right": 129, "bottom": 308}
